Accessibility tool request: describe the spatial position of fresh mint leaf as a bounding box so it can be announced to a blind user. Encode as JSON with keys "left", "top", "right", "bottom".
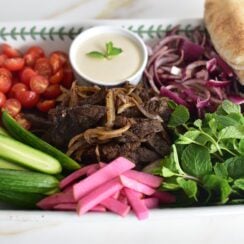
{"left": 181, "top": 144, "right": 212, "bottom": 177}
{"left": 176, "top": 177, "right": 198, "bottom": 200}
{"left": 220, "top": 100, "right": 241, "bottom": 114}
{"left": 213, "top": 114, "right": 241, "bottom": 130}
{"left": 87, "top": 41, "right": 122, "bottom": 60}
{"left": 177, "top": 130, "right": 201, "bottom": 145}
{"left": 193, "top": 119, "right": 202, "bottom": 129}
{"left": 161, "top": 152, "right": 178, "bottom": 173}
{"left": 106, "top": 41, "right": 113, "bottom": 55}
{"left": 167, "top": 100, "right": 177, "bottom": 110}
{"left": 161, "top": 182, "right": 180, "bottom": 190}
{"left": 162, "top": 167, "right": 177, "bottom": 177}
{"left": 109, "top": 47, "right": 123, "bottom": 56}
{"left": 239, "top": 139, "right": 244, "bottom": 154}
{"left": 202, "top": 174, "right": 232, "bottom": 203}
{"left": 208, "top": 118, "right": 218, "bottom": 136}
{"left": 168, "top": 105, "right": 190, "bottom": 127}
{"left": 214, "top": 163, "right": 228, "bottom": 178}
{"left": 233, "top": 178, "right": 244, "bottom": 191}
{"left": 224, "top": 156, "right": 244, "bottom": 179}
{"left": 86, "top": 51, "right": 105, "bottom": 59}
{"left": 219, "top": 125, "right": 244, "bottom": 140}
{"left": 173, "top": 145, "right": 185, "bottom": 175}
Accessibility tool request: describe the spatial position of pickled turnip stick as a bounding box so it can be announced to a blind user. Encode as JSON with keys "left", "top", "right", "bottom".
{"left": 73, "top": 157, "right": 134, "bottom": 201}
{"left": 77, "top": 178, "right": 123, "bottom": 215}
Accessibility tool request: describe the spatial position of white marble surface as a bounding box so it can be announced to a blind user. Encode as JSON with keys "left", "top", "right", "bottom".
{"left": 0, "top": 0, "right": 204, "bottom": 21}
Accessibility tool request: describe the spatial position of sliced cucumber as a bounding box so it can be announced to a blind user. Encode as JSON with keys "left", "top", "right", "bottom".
{"left": 0, "top": 169, "right": 59, "bottom": 194}
{"left": 0, "top": 190, "right": 44, "bottom": 209}
{"left": 2, "top": 112, "right": 80, "bottom": 171}
{"left": 0, "top": 134, "right": 62, "bottom": 174}
{"left": 0, "top": 127, "right": 10, "bottom": 137}
{"left": 0, "top": 157, "right": 27, "bottom": 171}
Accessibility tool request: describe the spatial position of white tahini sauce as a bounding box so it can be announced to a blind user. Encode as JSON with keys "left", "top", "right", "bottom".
{"left": 75, "top": 33, "right": 143, "bottom": 84}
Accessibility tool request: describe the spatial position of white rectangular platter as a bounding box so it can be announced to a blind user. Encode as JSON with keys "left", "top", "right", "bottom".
{"left": 0, "top": 19, "right": 243, "bottom": 244}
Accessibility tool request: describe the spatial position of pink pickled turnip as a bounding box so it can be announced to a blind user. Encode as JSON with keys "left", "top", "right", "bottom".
{"left": 37, "top": 190, "right": 75, "bottom": 210}
{"left": 101, "top": 197, "right": 131, "bottom": 217}
{"left": 54, "top": 203, "right": 76, "bottom": 211}
{"left": 152, "top": 191, "right": 176, "bottom": 204}
{"left": 143, "top": 198, "right": 160, "bottom": 209}
{"left": 86, "top": 165, "right": 100, "bottom": 176}
{"left": 124, "top": 170, "right": 162, "bottom": 188}
{"left": 124, "top": 188, "right": 149, "bottom": 220}
{"left": 73, "top": 157, "right": 135, "bottom": 201}
{"left": 90, "top": 205, "right": 106, "bottom": 212}
{"left": 119, "top": 175, "right": 155, "bottom": 196}
{"left": 60, "top": 164, "right": 98, "bottom": 189}
{"left": 77, "top": 178, "right": 123, "bottom": 215}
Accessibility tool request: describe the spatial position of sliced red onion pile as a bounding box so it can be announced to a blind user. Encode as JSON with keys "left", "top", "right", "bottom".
{"left": 144, "top": 26, "right": 244, "bottom": 116}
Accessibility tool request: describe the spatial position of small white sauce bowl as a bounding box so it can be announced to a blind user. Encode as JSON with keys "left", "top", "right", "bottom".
{"left": 69, "top": 26, "right": 148, "bottom": 86}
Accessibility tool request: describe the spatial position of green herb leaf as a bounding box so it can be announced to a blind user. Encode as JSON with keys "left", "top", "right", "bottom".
{"left": 162, "top": 167, "right": 177, "bottom": 177}
{"left": 219, "top": 125, "right": 244, "bottom": 140}
{"left": 87, "top": 41, "right": 123, "bottom": 60}
{"left": 177, "top": 130, "right": 201, "bottom": 145}
{"left": 167, "top": 100, "right": 177, "bottom": 110}
{"left": 86, "top": 51, "right": 105, "bottom": 59}
{"left": 219, "top": 100, "right": 241, "bottom": 114}
{"left": 193, "top": 119, "right": 202, "bottom": 129}
{"left": 233, "top": 178, "right": 244, "bottom": 191}
{"left": 168, "top": 105, "right": 190, "bottom": 128}
{"left": 173, "top": 145, "right": 185, "bottom": 175}
{"left": 176, "top": 177, "right": 198, "bottom": 200}
{"left": 214, "top": 163, "right": 228, "bottom": 178}
{"left": 224, "top": 156, "right": 244, "bottom": 179}
{"left": 202, "top": 174, "right": 231, "bottom": 203}
{"left": 181, "top": 144, "right": 212, "bottom": 177}
{"left": 161, "top": 152, "right": 178, "bottom": 173}
{"left": 161, "top": 182, "right": 180, "bottom": 191}
{"left": 106, "top": 41, "right": 113, "bottom": 55}
{"left": 214, "top": 114, "right": 242, "bottom": 130}
{"left": 109, "top": 47, "right": 123, "bottom": 56}
{"left": 239, "top": 139, "right": 244, "bottom": 154}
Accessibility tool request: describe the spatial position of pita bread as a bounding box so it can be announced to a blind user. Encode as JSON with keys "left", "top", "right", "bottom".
{"left": 204, "top": 0, "right": 244, "bottom": 84}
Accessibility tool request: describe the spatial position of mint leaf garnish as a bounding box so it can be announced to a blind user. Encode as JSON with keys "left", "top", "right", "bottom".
{"left": 87, "top": 41, "right": 123, "bottom": 60}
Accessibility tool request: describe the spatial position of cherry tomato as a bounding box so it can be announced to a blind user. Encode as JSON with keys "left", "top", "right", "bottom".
{"left": 2, "top": 44, "right": 21, "bottom": 58}
{"left": 0, "top": 67, "right": 12, "bottom": 79}
{"left": 49, "top": 52, "right": 66, "bottom": 73}
{"left": 53, "top": 51, "right": 68, "bottom": 64}
{"left": 26, "top": 46, "right": 45, "bottom": 58}
{"left": 0, "top": 92, "right": 6, "bottom": 107}
{"left": 10, "top": 83, "right": 28, "bottom": 98}
{"left": 37, "top": 99, "right": 56, "bottom": 112}
{"left": 4, "top": 58, "right": 25, "bottom": 71}
{"left": 14, "top": 113, "right": 31, "bottom": 130}
{"left": 50, "top": 69, "right": 64, "bottom": 84}
{"left": 24, "top": 53, "right": 37, "bottom": 67}
{"left": 3, "top": 98, "right": 21, "bottom": 116}
{"left": 17, "top": 90, "right": 39, "bottom": 108}
{"left": 30, "top": 75, "right": 49, "bottom": 94}
{"left": 0, "top": 54, "right": 7, "bottom": 66}
{"left": 43, "top": 84, "right": 62, "bottom": 99}
{"left": 0, "top": 75, "right": 12, "bottom": 93}
{"left": 20, "top": 67, "right": 37, "bottom": 86}
{"left": 62, "top": 65, "right": 74, "bottom": 89}
{"left": 34, "top": 58, "right": 52, "bottom": 78}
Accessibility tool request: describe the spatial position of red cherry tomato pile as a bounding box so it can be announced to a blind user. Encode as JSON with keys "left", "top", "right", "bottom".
{"left": 0, "top": 44, "right": 74, "bottom": 127}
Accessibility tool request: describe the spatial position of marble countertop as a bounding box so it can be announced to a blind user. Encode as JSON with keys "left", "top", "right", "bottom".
{"left": 0, "top": 0, "right": 204, "bottom": 21}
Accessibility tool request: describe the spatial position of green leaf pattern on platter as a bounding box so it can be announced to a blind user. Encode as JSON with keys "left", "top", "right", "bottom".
{"left": 0, "top": 24, "right": 203, "bottom": 41}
